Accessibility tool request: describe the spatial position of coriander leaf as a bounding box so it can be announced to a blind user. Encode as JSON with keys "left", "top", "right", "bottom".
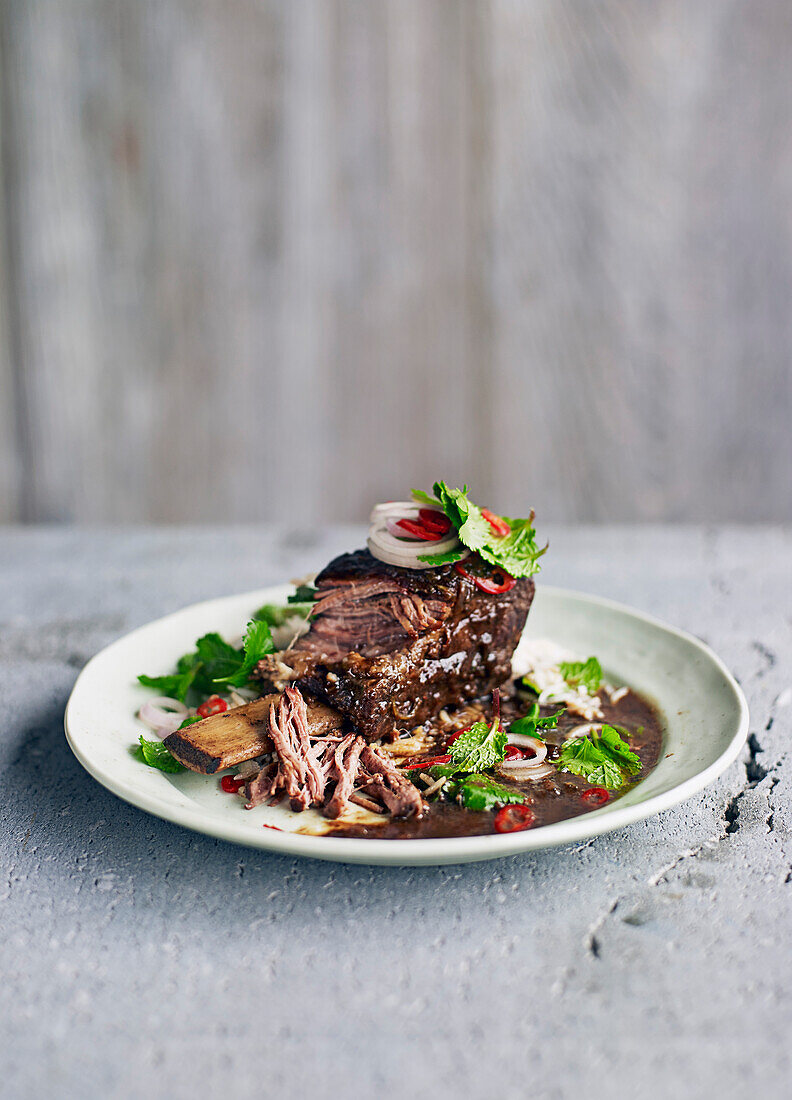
{"left": 557, "top": 724, "right": 641, "bottom": 790}
{"left": 418, "top": 481, "right": 545, "bottom": 579}
{"left": 557, "top": 736, "right": 624, "bottom": 789}
{"left": 477, "top": 516, "right": 547, "bottom": 579}
{"left": 219, "top": 619, "right": 274, "bottom": 688}
{"left": 432, "top": 482, "right": 493, "bottom": 555}
{"left": 559, "top": 656, "right": 603, "bottom": 693}
{"left": 416, "top": 547, "right": 470, "bottom": 566}
{"left": 453, "top": 774, "right": 527, "bottom": 812}
{"left": 137, "top": 736, "right": 185, "bottom": 773}
{"left": 288, "top": 585, "right": 317, "bottom": 604}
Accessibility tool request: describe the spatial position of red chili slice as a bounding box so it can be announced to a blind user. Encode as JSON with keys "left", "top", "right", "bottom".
{"left": 494, "top": 804, "right": 536, "bottom": 833}
{"left": 454, "top": 559, "right": 516, "bottom": 595}
{"left": 504, "top": 744, "right": 525, "bottom": 760}
{"left": 581, "top": 787, "right": 610, "bottom": 806}
{"left": 396, "top": 518, "right": 444, "bottom": 541}
{"left": 418, "top": 508, "right": 451, "bottom": 535}
{"left": 220, "top": 774, "right": 245, "bottom": 794}
{"left": 481, "top": 508, "right": 511, "bottom": 538}
{"left": 402, "top": 753, "right": 452, "bottom": 771}
{"left": 198, "top": 695, "right": 228, "bottom": 718}
{"left": 471, "top": 570, "right": 516, "bottom": 595}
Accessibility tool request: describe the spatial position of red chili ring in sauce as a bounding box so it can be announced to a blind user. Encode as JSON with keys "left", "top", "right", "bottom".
{"left": 220, "top": 774, "right": 245, "bottom": 794}
{"left": 581, "top": 787, "right": 610, "bottom": 806}
{"left": 494, "top": 804, "right": 536, "bottom": 833}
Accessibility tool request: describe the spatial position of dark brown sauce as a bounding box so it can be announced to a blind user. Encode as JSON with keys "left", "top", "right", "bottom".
{"left": 329, "top": 682, "right": 664, "bottom": 839}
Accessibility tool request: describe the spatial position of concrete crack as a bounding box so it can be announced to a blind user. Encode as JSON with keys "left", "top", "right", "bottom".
{"left": 585, "top": 899, "right": 618, "bottom": 958}
{"left": 715, "top": 688, "right": 789, "bottom": 837}
{"left": 647, "top": 839, "right": 719, "bottom": 886}
{"left": 751, "top": 640, "right": 777, "bottom": 679}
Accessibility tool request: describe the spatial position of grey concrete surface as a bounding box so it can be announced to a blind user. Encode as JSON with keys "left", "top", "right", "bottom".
{"left": 0, "top": 525, "right": 790, "bottom": 1100}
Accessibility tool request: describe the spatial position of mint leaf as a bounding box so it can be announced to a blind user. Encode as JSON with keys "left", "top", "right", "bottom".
{"left": 599, "top": 724, "right": 642, "bottom": 771}
{"left": 536, "top": 706, "right": 565, "bottom": 730}
{"left": 137, "top": 667, "right": 197, "bottom": 703}
{"left": 430, "top": 718, "right": 507, "bottom": 779}
{"left": 139, "top": 620, "right": 274, "bottom": 705}
{"left": 510, "top": 706, "right": 541, "bottom": 737}
{"left": 453, "top": 774, "right": 527, "bottom": 812}
{"left": 510, "top": 704, "right": 565, "bottom": 739}
{"left": 139, "top": 646, "right": 208, "bottom": 704}
{"left": 196, "top": 633, "right": 243, "bottom": 683}
{"left": 559, "top": 656, "right": 603, "bottom": 693}
{"left": 557, "top": 724, "right": 641, "bottom": 790}
{"left": 450, "top": 719, "right": 507, "bottom": 772}
{"left": 137, "top": 736, "right": 185, "bottom": 773}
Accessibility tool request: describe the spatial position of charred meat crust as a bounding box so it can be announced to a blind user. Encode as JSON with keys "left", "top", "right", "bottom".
{"left": 256, "top": 549, "right": 535, "bottom": 742}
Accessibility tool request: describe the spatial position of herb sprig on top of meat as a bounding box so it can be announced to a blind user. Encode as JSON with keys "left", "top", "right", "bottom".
{"left": 412, "top": 482, "right": 547, "bottom": 577}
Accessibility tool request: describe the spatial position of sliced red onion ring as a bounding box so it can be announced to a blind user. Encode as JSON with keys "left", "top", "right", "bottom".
{"left": 495, "top": 759, "right": 555, "bottom": 782}
{"left": 138, "top": 696, "right": 189, "bottom": 736}
{"left": 369, "top": 501, "right": 416, "bottom": 523}
{"left": 565, "top": 722, "right": 604, "bottom": 739}
{"left": 367, "top": 505, "right": 462, "bottom": 570}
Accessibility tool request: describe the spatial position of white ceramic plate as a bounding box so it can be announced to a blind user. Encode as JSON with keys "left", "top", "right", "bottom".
{"left": 64, "top": 585, "right": 749, "bottom": 866}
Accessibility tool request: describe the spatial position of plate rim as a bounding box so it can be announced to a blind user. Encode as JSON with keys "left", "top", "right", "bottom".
{"left": 64, "top": 584, "right": 750, "bottom": 865}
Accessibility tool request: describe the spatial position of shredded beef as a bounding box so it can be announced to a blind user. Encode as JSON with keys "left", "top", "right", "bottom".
{"left": 357, "top": 745, "right": 424, "bottom": 819}
{"left": 240, "top": 687, "right": 421, "bottom": 821}
{"left": 324, "top": 734, "right": 366, "bottom": 819}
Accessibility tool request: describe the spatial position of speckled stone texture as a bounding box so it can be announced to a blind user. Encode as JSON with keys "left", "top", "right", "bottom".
{"left": 1, "top": 526, "right": 790, "bottom": 1100}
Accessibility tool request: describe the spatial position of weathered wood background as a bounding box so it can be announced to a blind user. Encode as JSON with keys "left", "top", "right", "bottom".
{"left": 1, "top": 0, "right": 790, "bottom": 525}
